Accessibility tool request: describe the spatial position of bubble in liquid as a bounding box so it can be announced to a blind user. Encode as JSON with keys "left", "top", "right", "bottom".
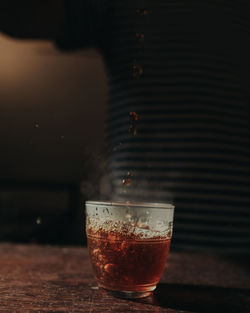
{"left": 92, "top": 249, "right": 99, "bottom": 256}
{"left": 123, "top": 177, "right": 131, "bottom": 187}
{"left": 132, "top": 64, "right": 143, "bottom": 80}
{"left": 104, "top": 263, "right": 117, "bottom": 274}
{"left": 136, "top": 9, "right": 149, "bottom": 16}
{"left": 36, "top": 217, "right": 42, "bottom": 225}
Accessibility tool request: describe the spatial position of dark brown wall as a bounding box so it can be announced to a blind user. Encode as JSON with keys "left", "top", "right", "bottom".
{"left": 0, "top": 36, "right": 107, "bottom": 244}
{"left": 0, "top": 35, "right": 107, "bottom": 184}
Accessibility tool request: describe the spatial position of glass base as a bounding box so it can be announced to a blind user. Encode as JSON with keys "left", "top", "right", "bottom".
{"left": 99, "top": 284, "right": 156, "bottom": 299}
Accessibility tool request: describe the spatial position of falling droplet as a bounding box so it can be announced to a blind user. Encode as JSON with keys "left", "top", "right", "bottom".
{"left": 35, "top": 123, "right": 39, "bottom": 128}
{"left": 128, "top": 125, "right": 137, "bottom": 136}
{"left": 36, "top": 217, "right": 42, "bottom": 225}
{"left": 136, "top": 32, "right": 145, "bottom": 43}
{"left": 130, "top": 111, "right": 139, "bottom": 121}
{"left": 60, "top": 135, "right": 65, "bottom": 140}
{"left": 123, "top": 177, "right": 131, "bottom": 187}
{"left": 136, "top": 9, "right": 149, "bottom": 16}
{"left": 132, "top": 64, "right": 143, "bottom": 80}
{"left": 129, "top": 112, "right": 138, "bottom": 136}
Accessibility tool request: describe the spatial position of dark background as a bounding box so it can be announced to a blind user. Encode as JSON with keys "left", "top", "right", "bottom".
{"left": 0, "top": 34, "right": 107, "bottom": 245}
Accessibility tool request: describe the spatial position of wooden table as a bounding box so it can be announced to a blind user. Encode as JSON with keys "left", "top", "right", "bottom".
{"left": 0, "top": 243, "right": 249, "bottom": 312}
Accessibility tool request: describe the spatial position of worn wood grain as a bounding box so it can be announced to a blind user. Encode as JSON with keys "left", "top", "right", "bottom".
{"left": 0, "top": 243, "right": 249, "bottom": 313}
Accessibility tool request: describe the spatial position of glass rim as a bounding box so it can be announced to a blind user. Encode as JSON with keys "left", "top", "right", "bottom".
{"left": 85, "top": 200, "right": 174, "bottom": 210}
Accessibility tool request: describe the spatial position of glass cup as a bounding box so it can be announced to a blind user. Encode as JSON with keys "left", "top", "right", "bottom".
{"left": 85, "top": 201, "right": 174, "bottom": 298}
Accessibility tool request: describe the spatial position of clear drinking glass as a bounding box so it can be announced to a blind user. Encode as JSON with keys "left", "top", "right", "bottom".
{"left": 85, "top": 201, "right": 174, "bottom": 298}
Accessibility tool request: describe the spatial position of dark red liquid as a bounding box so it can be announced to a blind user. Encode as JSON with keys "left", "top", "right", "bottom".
{"left": 87, "top": 228, "right": 171, "bottom": 292}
